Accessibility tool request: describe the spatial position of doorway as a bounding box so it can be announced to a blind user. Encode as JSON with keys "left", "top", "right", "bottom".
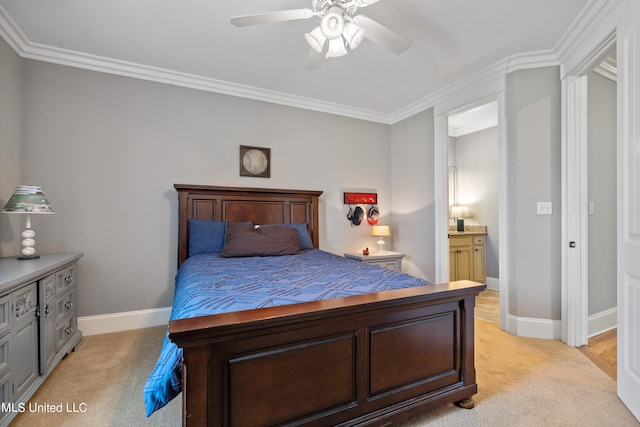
{"left": 447, "top": 102, "right": 500, "bottom": 323}
{"left": 562, "top": 36, "right": 616, "bottom": 348}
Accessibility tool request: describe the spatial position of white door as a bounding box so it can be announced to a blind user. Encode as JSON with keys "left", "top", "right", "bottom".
{"left": 617, "top": 13, "right": 640, "bottom": 421}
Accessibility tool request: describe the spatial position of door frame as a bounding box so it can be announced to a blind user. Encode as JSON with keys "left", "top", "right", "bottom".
{"left": 434, "top": 87, "right": 509, "bottom": 330}
{"left": 561, "top": 31, "right": 616, "bottom": 347}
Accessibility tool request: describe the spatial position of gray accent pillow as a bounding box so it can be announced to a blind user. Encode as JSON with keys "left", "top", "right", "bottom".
{"left": 219, "top": 222, "right": 302, "bottom": 257}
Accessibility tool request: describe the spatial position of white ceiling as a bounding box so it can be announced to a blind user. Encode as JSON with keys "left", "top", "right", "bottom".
{"left": 0, "top": 0, "right": 590, "bottom": 123}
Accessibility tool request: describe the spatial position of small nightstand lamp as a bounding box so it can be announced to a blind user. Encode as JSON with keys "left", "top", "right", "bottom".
{"left": 450, "top": 205, "right": 470, "bottom": 232}
{"left": 371, "top": 225, "right": 391, "bottom": 253}
{"left": 2, "top": 185, "right": 54, "bottom": 260}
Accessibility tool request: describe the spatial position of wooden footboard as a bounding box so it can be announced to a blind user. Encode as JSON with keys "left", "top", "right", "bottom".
{"left": 169, "top": 280, "right": 485, "bottom": 427}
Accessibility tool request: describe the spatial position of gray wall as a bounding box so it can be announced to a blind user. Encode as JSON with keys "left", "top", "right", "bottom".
{"left": 587, "top": 71, "right": 617, "bottom": 316}
{"left": 506, "top": 66, "right": 562, "bottom": 320}
{"left": 454, "top": 126, "right": 499, "bottom": 280}
{"left": 390, "top": 109, "right": 436, "bottom": 281}
{"left": 0, "top": 38, "right": 21, "bottom": 256}
{"left": 1, "top": 34, "right": 569, "bottom": 327}
{"left": 16, "top": 58, "right": 393, "bottom": 317}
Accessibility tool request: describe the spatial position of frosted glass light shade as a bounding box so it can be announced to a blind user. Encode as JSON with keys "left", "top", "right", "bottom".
{"left": 305, "top": 26, "right": 327, "bottom": 52}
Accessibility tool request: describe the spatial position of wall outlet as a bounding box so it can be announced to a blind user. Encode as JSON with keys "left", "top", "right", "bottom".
{"left": 537, "top": 202, "right": 552, "bottom": 215}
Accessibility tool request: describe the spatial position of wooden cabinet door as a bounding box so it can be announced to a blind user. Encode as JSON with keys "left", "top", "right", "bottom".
{"left": 456, "top": 246, "right": 472, "bottom": 280}
{"left": 449, "top": 249, "right": 457, "bottom": 280}
{"left": 473, "top": 245, "right": 486, "bottom": 282}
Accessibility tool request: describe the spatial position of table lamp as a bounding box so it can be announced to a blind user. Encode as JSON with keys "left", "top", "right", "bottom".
{"left": 371, "top": 225, "right": 391, "bottom": 253}
{"left": 450, "top": 205, "right": 470, "bottom": 232}
{"left": 2, "top": 185, "right": 54, "bottom": 260}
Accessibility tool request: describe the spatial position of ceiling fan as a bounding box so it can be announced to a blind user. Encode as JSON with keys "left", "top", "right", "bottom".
{"left": 230, "top": 0, "right": 411, "bottom": 69}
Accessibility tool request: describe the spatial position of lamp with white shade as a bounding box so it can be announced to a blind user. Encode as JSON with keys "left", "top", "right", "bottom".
{"left": 2, "top": 185, "right": 54, "bottom": 260}
{"left": 450, "top": 205, "right": 470, "bottom": 232}
{"left": 371, "top": 224, "right": 391, "bottom": 253}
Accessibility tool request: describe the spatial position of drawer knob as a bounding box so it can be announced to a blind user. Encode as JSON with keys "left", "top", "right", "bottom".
{"left": 64, "top": 301, "right": 73, "bottom": 311}
{"left": 64, "top": 275, "right": 73, "bottom": 284}
{"left": 65, "top": 326, "right": 73, "bottom": 335}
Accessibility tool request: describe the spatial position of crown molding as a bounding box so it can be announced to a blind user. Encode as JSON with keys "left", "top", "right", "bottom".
{"left": 0, "top": 5, "right": 390, "bottom": 125}
{"left": 0, "top": 1, "right": 619, "bottom": 127}
{"left": 554, "top": 0, "right": 621, "bottom": 76}
{"left": 0, "top": 3, "right": 28, "bottom": 53}
{"left": 448, "top": 117, "right": 498, "bottom": 138}
{"left": 390, "top": 58, "right": 510, "bottom": 123}
{"left": 505, "top": 50, "right": 559, "bottom": 73}
{"left": 593, "top": 56, "right": 617, "bottom": 81}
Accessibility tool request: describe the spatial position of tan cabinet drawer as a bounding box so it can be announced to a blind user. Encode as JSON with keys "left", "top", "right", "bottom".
{"left": 473, "top": 236, "right": 485, "bottom": 245}
{"left": 449, "top": 235, "right": 472, "bottom": 246}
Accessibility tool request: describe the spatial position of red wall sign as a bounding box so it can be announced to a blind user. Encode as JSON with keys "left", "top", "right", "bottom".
{"left": 343, "top": 192, "right": 377, "bottom": 204}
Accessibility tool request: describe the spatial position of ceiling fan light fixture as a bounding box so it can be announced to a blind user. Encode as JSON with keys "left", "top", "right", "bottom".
{"left": 305, "top": 26, "right": 327, "bottom": 52}
{"left": 320, "top": 8, "right": 345, "bottom": 39}
{"left": 343, "top": 22, "right": 366, "bottom": 49}
{"left": 326, "top": 37, "right": 348, "bottom": 58}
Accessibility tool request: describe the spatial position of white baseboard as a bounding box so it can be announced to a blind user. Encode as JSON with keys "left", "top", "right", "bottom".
{"left": 588, "top": 307, "right": 617, "bottom": 338}
{"left": 506, "top": 314, "right": 562, "bottom": 340}
{"left": 485, "top": 277, "right": 499, "bottom": 291}
{"left": 78, "top": 307, "right": 172, "bottom": 336}
{"left": 79, "top": 303, "right": 607, "bottom": 341}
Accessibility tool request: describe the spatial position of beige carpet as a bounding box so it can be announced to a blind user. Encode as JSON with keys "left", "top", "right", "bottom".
{"left": 11, "top": 320, "right": 639, "bottom": 427}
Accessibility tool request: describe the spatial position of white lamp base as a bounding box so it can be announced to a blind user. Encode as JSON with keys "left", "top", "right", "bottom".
{"left": 18, "top": 215, "right": 39, "bottom": 260}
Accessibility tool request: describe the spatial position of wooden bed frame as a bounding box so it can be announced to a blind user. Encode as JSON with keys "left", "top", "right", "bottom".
{"left": 168, "top": 184, "right": 485, "bottom": 426}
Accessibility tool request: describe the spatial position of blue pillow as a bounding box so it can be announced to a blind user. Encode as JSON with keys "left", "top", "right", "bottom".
{"left": 188, "top": 219, "right": 226, "bottom": 256}
{"left": 262, "top": 223, "right": 314, "bottom": 250}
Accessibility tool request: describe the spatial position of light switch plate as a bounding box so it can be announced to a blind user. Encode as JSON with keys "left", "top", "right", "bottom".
{"left": 537, "top": 202, "right": 552, "bottom": 215}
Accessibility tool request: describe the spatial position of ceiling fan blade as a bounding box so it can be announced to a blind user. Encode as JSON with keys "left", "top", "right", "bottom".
{"left": 354, "top": 0, "right": 384, "bottom": 6}
{"left": 231, "top": 9, "right": 315, "bottom": 27}
{"left": 305, "top": 48, "right": 325, "bottom": 69}
{"left": 352, "top": 15, "right": 411, "bottom": 54}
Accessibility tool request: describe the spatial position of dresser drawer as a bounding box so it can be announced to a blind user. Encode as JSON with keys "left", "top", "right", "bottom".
{"left": 369, "top": 259, "right": 402, "bottom": 272}
{"left": 56, "top": 316, "right": 77, "bottom": 352}
{"left": 55, "top": 291, "right": 76, "bottom": 326}
{"left": 473, "top": 236, "right": 485, "bottom": 245}
{"left": 55, "top": 264, "right": 77, "bottom": 296}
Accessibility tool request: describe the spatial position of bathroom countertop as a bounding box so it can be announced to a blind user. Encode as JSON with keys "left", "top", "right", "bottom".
{"left": 448, "top": 225, "right": 487, "bottom": 236}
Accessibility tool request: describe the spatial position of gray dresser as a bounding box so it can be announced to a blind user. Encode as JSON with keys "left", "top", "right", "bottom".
{"left": 0, "top": 253, "right": 82, "bottom": 427}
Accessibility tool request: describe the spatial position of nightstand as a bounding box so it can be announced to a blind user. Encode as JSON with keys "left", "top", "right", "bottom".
{"left": 344, "top": 251, "right": 405, "bottom": 272}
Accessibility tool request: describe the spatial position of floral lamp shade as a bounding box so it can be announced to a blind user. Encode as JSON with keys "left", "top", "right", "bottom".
{"left": 2, "top": 185, "right": 54, "bottom": 259}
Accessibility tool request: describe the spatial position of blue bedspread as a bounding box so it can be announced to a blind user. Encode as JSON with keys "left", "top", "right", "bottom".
{"left": 144, "top": 249, "right": 429, "bottom": 416}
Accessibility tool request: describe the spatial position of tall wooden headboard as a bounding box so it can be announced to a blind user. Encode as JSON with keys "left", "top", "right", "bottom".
{"left": 174, "top": 184, "right": 323, "bottom": 267}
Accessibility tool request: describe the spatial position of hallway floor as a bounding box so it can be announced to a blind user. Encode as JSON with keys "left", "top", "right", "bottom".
{"left": 474, "top": 288, "right": 618, "bottom": 380}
